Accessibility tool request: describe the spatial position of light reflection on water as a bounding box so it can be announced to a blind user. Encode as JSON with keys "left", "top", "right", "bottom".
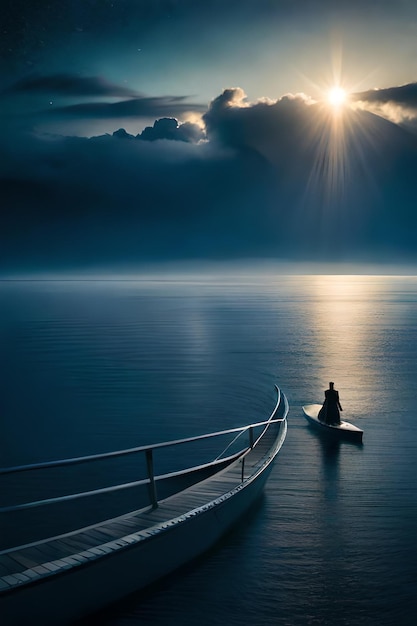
{"left": 1, "top": 272, "right": 417, "bottom": 626}
{"left": 307, "top": 275, "right": 385, "bottom": 419}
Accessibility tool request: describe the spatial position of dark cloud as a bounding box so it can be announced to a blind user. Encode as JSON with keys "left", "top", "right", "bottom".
{"left": 1, "top": 74, "right": 206, "bottom": 135}
{"left": 203, "top": 88, "right": 318, "bottom": 170}
{"left": 0, "top": 128, "right": 270, "bottom": 270}
{"left": 2, "top": 86, "right": 417, "bottom": 272}
{"left": 352, "top": 82, "right": 417, "bottom": 108}
{"left": 112, "top": 128, "right": 135, "bottom": 140}
{"left": 3, "top": 73, "right": 141, "bottom": 97}
{"left": 138, "top": 118, "right": 205, "bottom": 142}
{"left": 111, "top": 119, "right": 204, "bottom": 142}
{"left": 47, "top": 96, "right": 206, "bottom": 120}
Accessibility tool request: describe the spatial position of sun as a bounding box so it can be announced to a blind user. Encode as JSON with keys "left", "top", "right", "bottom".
{"left": 327, "top": 86, "right": 347, "bottom": 108}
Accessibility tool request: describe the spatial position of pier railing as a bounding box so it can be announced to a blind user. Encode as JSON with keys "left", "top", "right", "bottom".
{"left": 0, "top": 387, "right": 286, "bottom": 517}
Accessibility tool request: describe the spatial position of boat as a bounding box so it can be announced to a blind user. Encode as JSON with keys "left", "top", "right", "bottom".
{"left": 0, "top": 386, "right": 288, "bottom": 626}
{"left": 302, "top": 404, "right": 363, "bottom": 442}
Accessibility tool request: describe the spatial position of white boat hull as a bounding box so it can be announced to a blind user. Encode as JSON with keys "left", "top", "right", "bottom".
{"left": 2, "top": 465, "right": 275, "bottom": 625}
{"left": 1, "top": 389, "right": 288, "bottom": 625}
{"left": 302, "top": 404, "right": 363, "bottom": 442}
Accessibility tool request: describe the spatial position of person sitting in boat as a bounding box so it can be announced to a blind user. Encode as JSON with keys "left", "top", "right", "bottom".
{"left": 318, "top": 382, "right": 343, "bottom": 425}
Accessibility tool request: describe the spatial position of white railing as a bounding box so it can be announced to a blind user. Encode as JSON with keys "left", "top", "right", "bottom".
{"left": 0, "top": 387, "right": 286, "bottom": 514}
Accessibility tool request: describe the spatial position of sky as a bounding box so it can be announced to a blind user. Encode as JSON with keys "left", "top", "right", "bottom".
{"left": 2, "top": 0, "right": 417, "bottom": 273}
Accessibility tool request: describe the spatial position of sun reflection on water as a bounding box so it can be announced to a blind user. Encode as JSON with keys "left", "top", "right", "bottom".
{"left": 307, "top": 275, "right": 383, "bottom": 419}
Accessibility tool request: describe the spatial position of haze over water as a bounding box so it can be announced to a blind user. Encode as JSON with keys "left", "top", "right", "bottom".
{"left": 1, "top": 268, "right": 417, "bottom": 626}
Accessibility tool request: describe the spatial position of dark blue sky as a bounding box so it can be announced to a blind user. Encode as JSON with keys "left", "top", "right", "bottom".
{"left": 2, "top": 1, "right": 417, "bottom": 272}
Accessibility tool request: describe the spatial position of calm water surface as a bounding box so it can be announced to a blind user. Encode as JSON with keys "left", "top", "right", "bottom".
{"left": 1, "top": 272, "right": 417, "bottom": 625}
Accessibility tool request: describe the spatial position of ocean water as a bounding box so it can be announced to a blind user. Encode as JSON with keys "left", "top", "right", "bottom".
{"left": 1, "top": 271, "right": 417, "bottom": 625}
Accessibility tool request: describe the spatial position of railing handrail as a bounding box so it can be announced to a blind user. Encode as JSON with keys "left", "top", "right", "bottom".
{"left": 0, "top": 386, "right": 287, "bottom": 516}
{"left": 0, "top": 419, "right": 285, "bottom": 477}
{"left": 0, "top": 449, "right": 247, "bottom": 514}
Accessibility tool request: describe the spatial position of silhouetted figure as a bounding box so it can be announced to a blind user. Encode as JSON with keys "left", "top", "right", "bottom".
{"left": 318, "top": 382, "right": 343, "bottom": 425}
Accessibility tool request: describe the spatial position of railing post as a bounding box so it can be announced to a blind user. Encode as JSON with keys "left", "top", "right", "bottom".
{"left": 145, "top": 449, "right": 158, "bottom": 509}
{"left": 249, "top": 427, "right": 254, "bottom": 448}
{"left": 241, "top": 457, "right": 245, "bottom": 482}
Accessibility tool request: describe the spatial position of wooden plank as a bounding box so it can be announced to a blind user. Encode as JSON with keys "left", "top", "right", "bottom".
{"left": 31, "top": 564, "right": 51, "bottom": 575}
{"left": 49, "top": 539, "right": 80, "bottom": 557}
{"left": 19, "top": 546, "right": 56, "bottom": 567}
{"left": 2, "top": 574, "right": 23, "bottom": 586}
{"left": 41, "top": 562, "right": 61, "bottom": 573}
{"left": 80, "top": 528, "right": 114, "bottom": 543}
{"left": 0, "top": 561, "right": 12, "bottom": 577}
{"left": 5, "top": 552, "right": 39, "bottom": 570}
{"left": 0, "top": 554, "right": 25, "bottom": 576}
{"left": 142, "top": 510, "right": 177, "bottom": 524}
{"left": 49, "top": 559, "right": 72, "bottom": 570}
{"left": 123, "top": 516, "right": 159, "bottom": 530}
{"left": 1, "top": 553, "right": 34, "bottom": 574}
{"left": 53, "top": 536, "right": 96, "bottom": 552}
{"left": 89, "top": 526, "right": 122, "bottom": 540}
{"left": 105, "top": 521, "right": 141, "bottom": 534}
{"left": 0, "top": 426, "right": 282, "bottom": 597}
{"left": 59, "top": 553, "right": 89, "bottom": 565}
{"left": 148, "top": 504, "right": 188, "bottom": 519}
{"left": 28, "top": 541, "right": 69, "bottom": 562}
{"left": 107, "top": 516, "right": 138, "bottom": 528}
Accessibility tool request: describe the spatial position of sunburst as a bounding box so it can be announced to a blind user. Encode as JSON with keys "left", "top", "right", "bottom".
{"left": 328, "top": 86, "right": 347, "bottom": 108}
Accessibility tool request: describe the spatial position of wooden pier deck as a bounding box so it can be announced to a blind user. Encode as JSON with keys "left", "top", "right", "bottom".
{"left": 0, "top": 419, "right": 283, "bottom": 595}
{"left": 0, "top": 387, "right": 288, "bottom": 626}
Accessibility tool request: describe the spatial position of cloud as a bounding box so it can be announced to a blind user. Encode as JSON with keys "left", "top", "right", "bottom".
{"left": 46, "top": 96, "right": 207, "bottom": 120}
{"left": 1, "top": 74, "right": 207, "bottom": 136}
{"left": 206, "top": 87, "right": 249, "bottom": 115}
{"left": 2, "top": 85, "right": 417, "bottom": 271}
{"left": 111, "top": 118, "right": 205, "bottom": 143}
{"left": 4, "top": 73, "right": 141, "bottom": 98}
{"left": 351, "top": 82, "right": 417, "bottom": 126}
{"left": 137, "top": 118, "right": 205, "bottom": 143}
{"left": 0, "top": 127, "right": 268, "bottom": 269}
{"left": 352, "top": 82, "right": 417, "bottom": 107}
{"left": 203, "top": 88, "right": 316, "bottom": 169}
